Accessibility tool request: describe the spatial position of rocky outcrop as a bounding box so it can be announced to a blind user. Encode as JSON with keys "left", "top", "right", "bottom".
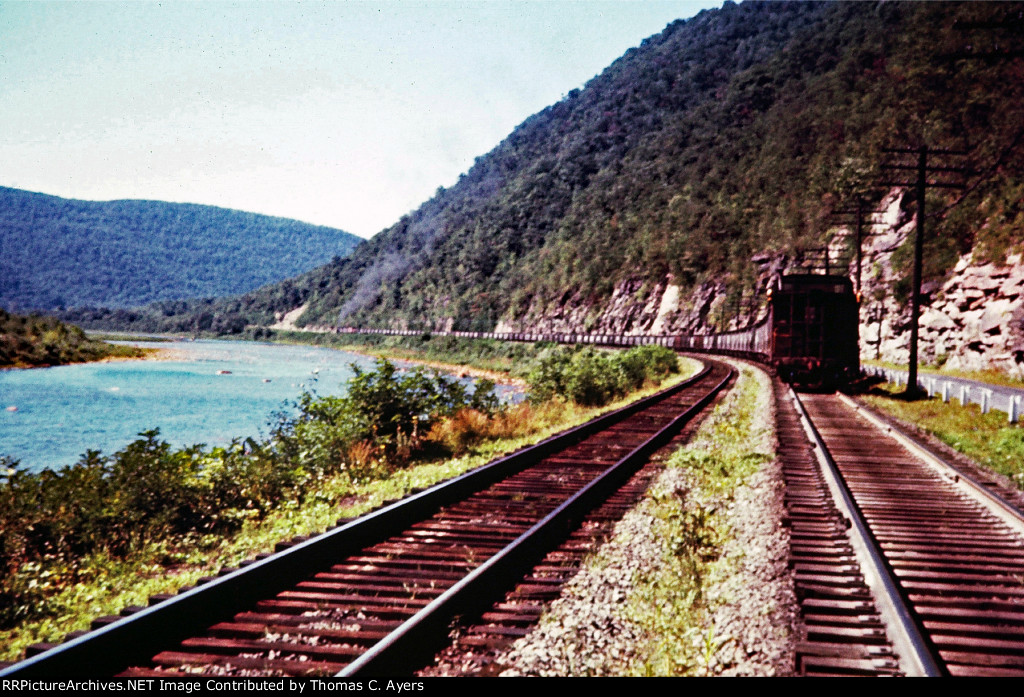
{"left": 856, "top": 190, "right": 1024, "bottom": 378}
{"left": 496, "top": 278, "right": 721, "bottom": 336}
{"left": 496, "top": 255, "right": 782, "bottom": 338}
{"left": 493, "top": 187, "right": 1022, "bottom": 379}
{"left": 269, "top": 304, "right": 336, "bottom": 333}
{"left": 908, "top": 255, "right": 1024, "bottom": 377}
{"left": 496, "top": 277, "right": 690, "bottom": 336}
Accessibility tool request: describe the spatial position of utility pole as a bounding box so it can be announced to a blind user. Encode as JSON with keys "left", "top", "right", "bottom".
{"left": 830, "top": 197, "right": 873, "bottom": 294}
{"left": 908, "top": 146, "right": 927, "bottom": 399}
{"left": 855, "top": 196, "right": 863, "bottom": 293}
{"left": 880, "top": 145, "right": 970, "bottom": 398}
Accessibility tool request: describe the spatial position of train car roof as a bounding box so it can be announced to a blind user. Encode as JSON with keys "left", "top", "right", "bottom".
{"left": 777, "top": 273, "right": 854, "bottom": 292}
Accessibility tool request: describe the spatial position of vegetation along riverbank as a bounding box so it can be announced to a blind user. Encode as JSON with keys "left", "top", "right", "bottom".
{"left": 257, "top": 329, "right": 543, "bottom": 383}
{"left": 0, "top": 310, "right": 149, "bottom": 370}
{"left": 0, "top": 342, "right": 692, "bottom": 663}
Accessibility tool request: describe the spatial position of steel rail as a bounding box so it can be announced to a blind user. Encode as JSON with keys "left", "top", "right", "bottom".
{"left": 1, "top": 364, "right": 716, "bottom": 678}
{"left": 788, "top": 387, "right": 944, "bottom": 677}
{"left": 340, "top": 363, "right": 734, "bottom": 675}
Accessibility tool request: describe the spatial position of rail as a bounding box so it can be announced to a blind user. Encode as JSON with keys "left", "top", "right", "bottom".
{"left": 2, "top": 362, "right": 731, "bottom": 677}
{"left": 790, "top": 388, "right": 1024, "bottom": 677}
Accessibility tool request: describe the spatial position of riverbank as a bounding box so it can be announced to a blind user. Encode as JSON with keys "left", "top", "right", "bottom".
{"left": 0, "top": 340, "right": 395, "bottom": 472}
{"left": 1, "top": 310, "right": 151, "bottom": 370}
{"left": 258, "top": 329, "right": 536, "bottom": 386}
{"left": 0, "top": 353, "right": 699, "bottom": 664}
{"left": 0, "top": 344, "right": 159, "bottom": 371}
{"left": 92, "top": 330, "right": 527, "bottom": 385}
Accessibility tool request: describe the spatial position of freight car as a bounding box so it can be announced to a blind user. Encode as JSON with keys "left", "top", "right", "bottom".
{"left": 671, "top": 274, "right": 859, "bottom": 387}
{"left": 767, "top": 273, "right": 860, "bottom": 387}
{"left": 338, "top": 273, "right": 860, "bottom": 387}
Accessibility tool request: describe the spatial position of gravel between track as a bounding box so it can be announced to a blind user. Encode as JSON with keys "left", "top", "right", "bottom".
{"left": 494, "top": 362, "right": 796, "bottom": 676}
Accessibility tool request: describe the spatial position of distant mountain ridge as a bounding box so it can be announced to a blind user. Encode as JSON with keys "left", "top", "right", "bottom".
{"left": 59, "top": 0, "right": 1024, "bottom": 376}
{"left": 0, "top": 186, "right": 361, "bottom": 312}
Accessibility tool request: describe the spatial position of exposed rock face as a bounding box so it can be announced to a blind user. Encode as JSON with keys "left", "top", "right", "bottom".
{"left": 270, "top": 304, "right": 309, "bottom": 331}
{"left": 496, "top": 257, "right": 777, "bottom": 337}
{"left": 889, "top": 254, "right": 1024, "bottom": 377}
{"left": 856, "top": 190, "right": 1024, "bottom": 378}
{"left": 494, "top": 186, "right": 1022, "bottom": 379}
{"left": 496, "top": 278, "right": 692, "bottom": 336}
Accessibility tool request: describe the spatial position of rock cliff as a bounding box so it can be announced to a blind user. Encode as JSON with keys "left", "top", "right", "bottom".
{"left": 496, "top": 186, "right": 1023, "bottom": 379}
{"left": 854, "top": 190, "right": 1024, "bottom": 379}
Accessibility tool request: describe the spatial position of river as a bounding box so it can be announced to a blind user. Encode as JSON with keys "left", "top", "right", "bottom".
{"left": 0, "top": 339, "right": 512, "bottom": 472}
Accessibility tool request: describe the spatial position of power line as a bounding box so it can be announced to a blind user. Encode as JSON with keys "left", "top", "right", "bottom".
{"left": 878, "top": 145, "right": 971, "bottom": 398}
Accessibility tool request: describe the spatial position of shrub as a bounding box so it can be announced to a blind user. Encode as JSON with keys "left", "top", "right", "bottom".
{"left": 0, "top": 358, "right": 500, "bottom": 627}
{"left": 275, "top": 359, "right": 500, "bottom": 469}
{"left": 527, "top": 345, "right": 679, "bottom": 407}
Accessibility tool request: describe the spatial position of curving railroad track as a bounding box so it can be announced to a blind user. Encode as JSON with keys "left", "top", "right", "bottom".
{"left": 781, "top": 384, "right": 1024, "bottom": 677}
{"left": 2, "top": 361, "right": 733, "bottom": 678}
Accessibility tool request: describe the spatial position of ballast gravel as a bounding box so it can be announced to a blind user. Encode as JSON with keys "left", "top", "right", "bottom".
{"left": 495, "top": 364, "right": 796, "bottom": 677}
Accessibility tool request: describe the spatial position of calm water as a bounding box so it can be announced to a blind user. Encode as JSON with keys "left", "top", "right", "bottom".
{"left": 0, "top": 340, "right": 512, "bottom": 472}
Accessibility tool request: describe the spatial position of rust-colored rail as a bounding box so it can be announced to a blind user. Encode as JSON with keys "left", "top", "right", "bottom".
{"left": 775, "top": 380, "right": 903, "bottom": 676}
{"left": 2, "top": 361, "right": 732, "bottom": 678}
{"left": 786, "top": 387, "right": 1024, "bottom": 677}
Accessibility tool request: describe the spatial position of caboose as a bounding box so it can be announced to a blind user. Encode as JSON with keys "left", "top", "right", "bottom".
{"left": 769, "top": 273, "right": 860, "bottom": 387}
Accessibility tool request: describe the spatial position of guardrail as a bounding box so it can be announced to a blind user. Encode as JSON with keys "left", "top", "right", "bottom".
{"left": 864, "top": 365, "right": 1024, "bottom": 423}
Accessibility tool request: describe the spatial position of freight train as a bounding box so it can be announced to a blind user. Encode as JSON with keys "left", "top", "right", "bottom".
{"left": 339, "top": 273, "right": 860, "bottom": 387}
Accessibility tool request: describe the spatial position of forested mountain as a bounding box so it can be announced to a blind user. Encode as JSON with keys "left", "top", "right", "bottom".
{"left": 66, "top": 1, "right": 1024, "bottom": 337}
{"left": 0, "top": 187, "right": 360, "bottom": 312}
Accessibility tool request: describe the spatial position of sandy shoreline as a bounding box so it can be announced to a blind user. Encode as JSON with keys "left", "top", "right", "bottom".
{"left": 98, "top": 346, "right": 189, "bottom": 363}
{"left": 384, "top": 356, "right": 527, "bottom": 388}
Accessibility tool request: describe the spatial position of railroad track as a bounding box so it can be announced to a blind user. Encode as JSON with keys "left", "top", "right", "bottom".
{"left": 2, "top": 361, "right": 733, "bottom": 678}
{"left": 781, "top": 383, "right": 1024, "bottom": 677}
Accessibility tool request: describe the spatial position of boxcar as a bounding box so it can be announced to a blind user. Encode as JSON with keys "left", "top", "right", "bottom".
{"left": 769, "top": 274, "right": 859, "bottom": 387}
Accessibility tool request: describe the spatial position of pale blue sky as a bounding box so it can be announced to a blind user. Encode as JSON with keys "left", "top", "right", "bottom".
{"left": 1, "top": 1, "right": 718, "bottom": 237}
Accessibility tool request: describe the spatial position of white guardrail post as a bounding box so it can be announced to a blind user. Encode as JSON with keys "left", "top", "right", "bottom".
{"left": 875, "top": 367, "right": 1022, "bottom": 423}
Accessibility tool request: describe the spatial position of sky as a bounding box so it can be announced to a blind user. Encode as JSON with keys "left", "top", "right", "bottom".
{"left": 1, "top": 1, "right": 719, "bottom": 238}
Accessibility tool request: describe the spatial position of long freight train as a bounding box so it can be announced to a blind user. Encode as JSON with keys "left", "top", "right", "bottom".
{"left": 340, "top": 273, "right": 860, "bottom": 387}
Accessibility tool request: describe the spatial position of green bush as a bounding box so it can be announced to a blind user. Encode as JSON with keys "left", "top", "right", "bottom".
{"left": 528, "top": 345, "right": 679, "bottom": 407}
{"left": 0, "top": 359, "right": 499, "bottom": 628}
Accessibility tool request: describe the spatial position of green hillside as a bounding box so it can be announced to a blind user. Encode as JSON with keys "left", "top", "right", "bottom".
{"left": 64, "top": 1, "right": 1024, "bottom": 335}
{"left": 0, "top": 187, "right": 361, "bottom": 312}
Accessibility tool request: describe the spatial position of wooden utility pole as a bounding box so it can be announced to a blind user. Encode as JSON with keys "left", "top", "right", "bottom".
{"left": 881, "top": 145, "right": 970, "bottom": 398}
{"left": 856, "top": 197, "right": 863, "bottom": 293}
{"left": 908, "top": 146, "right": 927, "bottom": 397}
{"left": 830, "top": 197, "right": 874, "bottom": 294}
